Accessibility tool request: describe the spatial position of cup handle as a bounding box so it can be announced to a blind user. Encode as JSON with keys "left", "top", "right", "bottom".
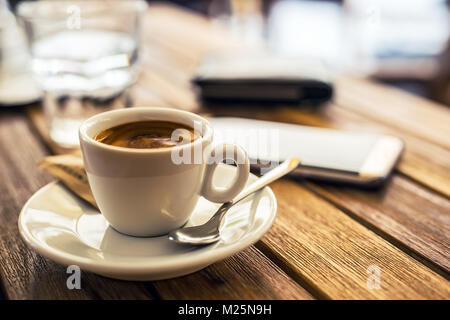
{"left": 201, "top": 143, "right": 250, "bottom": 203}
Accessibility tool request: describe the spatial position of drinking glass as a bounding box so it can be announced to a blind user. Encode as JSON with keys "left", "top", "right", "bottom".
{"left": 17, "top": 0, "right": 147, "bottom": 148}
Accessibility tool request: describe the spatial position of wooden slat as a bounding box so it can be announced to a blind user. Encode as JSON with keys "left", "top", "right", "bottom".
{"left": 142, "top": 5, "right": 236, "bottom": 65}
{"left": 257, "top": 180, "right": 450, "bottom": 299}
{"left": 335, "top": 76, "right": 450, "bottom": 150}
{"left": 138, "top": 69, "right": 197, "bottom": 110}
{"left": 306, "top": 176, "right": 450, "bottom": 274}
{"left": 153, "top": 246, "right": 313, "bottom": 300}
{"left": 0, "top": 113, "right": 156, "bottom": 299}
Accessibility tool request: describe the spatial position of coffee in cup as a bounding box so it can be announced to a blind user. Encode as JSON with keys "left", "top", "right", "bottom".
{"left": 94, "top": 120, "right": 200, "bottom": 149}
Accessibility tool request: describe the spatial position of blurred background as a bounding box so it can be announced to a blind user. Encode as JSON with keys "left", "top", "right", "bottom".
{"left": 5, "top": 0, "right": 450, "bottom": 105}
{"left": 1, "top": 0, "right": 449, "bottom": 150}
{"left": 173, "top": 0, "right": 450, "bottom": 104}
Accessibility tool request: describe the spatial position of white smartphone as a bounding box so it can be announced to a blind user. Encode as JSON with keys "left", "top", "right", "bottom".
{"left": 209, "top": 117, "right": 404, "bottom": 186}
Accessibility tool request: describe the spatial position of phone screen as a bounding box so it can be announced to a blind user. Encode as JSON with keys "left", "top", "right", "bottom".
{"left": 210, "top": 117, "right": 379, "bottom": 174}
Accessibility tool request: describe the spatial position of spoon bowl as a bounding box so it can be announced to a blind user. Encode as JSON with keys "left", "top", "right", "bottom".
{"left": 168, "top": 158, "right": 300, "bottom": 245}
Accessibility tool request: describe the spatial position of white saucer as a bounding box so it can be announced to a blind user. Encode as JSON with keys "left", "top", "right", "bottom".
{"left": 18, "top": 165, "right": 277, "bottom": 280}
{"left": 0, "top": 72, "right": 42, "bottom": 106}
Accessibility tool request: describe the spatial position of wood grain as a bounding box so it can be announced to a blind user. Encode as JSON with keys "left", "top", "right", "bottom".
{"left": 0, "top": 112, "right": 155, "bottom": 299}
{"left": 143, "top": 5, "right": 236, "bottom": 66}
{"left": 153, "top": 246, "right": 313, "bottom": 300}
{"left": 304, "top": 176, "right": 450, "bottom": 274}
{"left": 335, "top": 76, "right": 450, "bottom": 150}
{"left": 257, "top": 180, "right": 450, "bottom": 299}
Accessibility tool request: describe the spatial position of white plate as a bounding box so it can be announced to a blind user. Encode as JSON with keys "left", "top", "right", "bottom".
{"left": 18, "top": 165, "right": 277, "bottom": 281}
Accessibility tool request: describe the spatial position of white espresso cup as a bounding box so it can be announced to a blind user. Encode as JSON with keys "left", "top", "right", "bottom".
{"left": 79, "top": 107, "right": 249, "bottom": 236}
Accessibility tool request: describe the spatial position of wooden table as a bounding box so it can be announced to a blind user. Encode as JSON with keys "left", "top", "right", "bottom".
{"left": 1, "top": 4, "right": 449, "bottom": 300}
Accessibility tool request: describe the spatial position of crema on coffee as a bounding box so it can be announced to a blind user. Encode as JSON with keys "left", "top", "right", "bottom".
{"left": 94, "top": 120, "right": 200, "bottom": 149}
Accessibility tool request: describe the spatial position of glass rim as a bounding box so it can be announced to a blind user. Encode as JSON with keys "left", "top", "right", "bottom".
{"left": 17, "top": 0, "right": 148, "bottom": 21}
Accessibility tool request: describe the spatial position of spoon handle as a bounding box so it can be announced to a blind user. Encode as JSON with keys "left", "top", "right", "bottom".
{"left": 204, "top": 157, "right": 300, "bottom": 228}
{"left": 232, "top": 157, "right": 300, "bottom": 205}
